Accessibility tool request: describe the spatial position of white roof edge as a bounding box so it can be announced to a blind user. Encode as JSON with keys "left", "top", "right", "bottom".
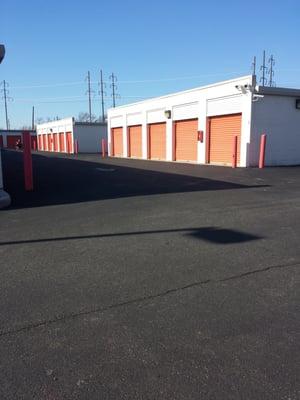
{"left": 36, "top": 116, "right": 74, "bottom": 129}
{"left": 256, "top": 85, "right": 300, "bottom": 97}
{"left": 108, "top": 75, "right": 254, "bottom": 112}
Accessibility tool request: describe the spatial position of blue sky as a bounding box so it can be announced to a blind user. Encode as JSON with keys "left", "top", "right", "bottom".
{"left": 1, "top": 0, "right": 300, "bottom": 128}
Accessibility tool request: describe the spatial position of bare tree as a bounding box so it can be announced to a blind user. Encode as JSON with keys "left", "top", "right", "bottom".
{"left": 76, "top": 112, "right": 98, "bottom": 123}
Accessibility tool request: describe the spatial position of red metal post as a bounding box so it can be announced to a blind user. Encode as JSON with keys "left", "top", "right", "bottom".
{"left": 232, "top": 135, "right": 238, "bottom": 168}
{"left": 74, "top": 139, "right": 79, "bottom": 154}
{"left": 259, "top": 134, "right": 267, "bottom": 169}
{"left": 102, "top": 138, "right": 106, "bottom": 157}
{"left": 22, "top": 131, "right": 33, "bottom": 191}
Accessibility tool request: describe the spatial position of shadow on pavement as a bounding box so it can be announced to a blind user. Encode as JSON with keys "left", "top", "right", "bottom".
{"left": 0, "top": 226, "right": 262, "bottom": 246}
{"left": 1, "top": 150, "right": 269, "bottom": 209}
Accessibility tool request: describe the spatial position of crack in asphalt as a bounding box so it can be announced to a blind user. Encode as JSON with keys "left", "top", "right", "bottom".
{"left": 0, "top": 260, "right": 299, "bottom": 338}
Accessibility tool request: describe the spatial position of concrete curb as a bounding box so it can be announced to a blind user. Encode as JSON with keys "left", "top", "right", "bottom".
{"left": 0, "top": 188, "right": 11, "bottom": 209}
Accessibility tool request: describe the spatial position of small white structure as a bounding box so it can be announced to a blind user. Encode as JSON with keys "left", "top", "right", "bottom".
{"left": 107, "top": 75, "right": 300, "bottom": 167}
{"left": 36, "top": 117, "right": 107, "bottom": 154}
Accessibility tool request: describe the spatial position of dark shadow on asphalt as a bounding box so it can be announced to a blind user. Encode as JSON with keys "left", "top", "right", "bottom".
{"left": 1, "top": 150, "right": 270, "bottom": 209}
{"left": 0, "top": 226, "right": 262, "bottom": 246}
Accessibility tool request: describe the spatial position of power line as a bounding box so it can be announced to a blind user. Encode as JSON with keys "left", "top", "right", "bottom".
{"left": 98, "top": 69, "right": 106, "bottom": 122}
{"left": 109, "top": 73, "right": 119, "bottom": 108}
{"left": 32, "top": 106, "right": 35, "bottom": 130}
{"left": 9, "top": 71, "right": 248, "bottom": 89}
{"left": 268, "top": 55, "right": 276, "bottom": 87}
{"left": 260, "top": 50, "right": 268, "bottom": 87}
{"left": 251, "top": 56, "right": 256, "bottom": 75}
{"left": 0, "top": 80, "right": 13, "bottom": 129}
{"left": 85, "top": 71, "right": 94, "bottom": 122}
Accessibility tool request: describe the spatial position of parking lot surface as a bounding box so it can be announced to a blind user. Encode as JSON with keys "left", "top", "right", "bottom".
{"left": 0, "top": 150, "right": 299, "bottom": 399}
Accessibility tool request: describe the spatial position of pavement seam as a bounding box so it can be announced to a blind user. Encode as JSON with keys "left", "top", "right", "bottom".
{"left": 0, "top": 260, "right": 299, "bottom": 339}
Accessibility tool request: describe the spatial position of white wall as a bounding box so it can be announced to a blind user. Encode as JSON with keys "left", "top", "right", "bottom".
{"left": 107, "top": 75, "right": 254, "bottom": 166}
{"left": 36, "top": 117, "right": 74, "bottom": 152}
{"left": 73, "top": 124, "right": 107, "bottom": 153}
{"left": 251, "top": 95, "right": 300, "bottom": 166}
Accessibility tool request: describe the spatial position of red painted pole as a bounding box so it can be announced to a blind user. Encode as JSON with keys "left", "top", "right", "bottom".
{"left": 259, "top": 134, "right": 267, "bottom": 169}
{"left": 102, "top": 138, "right": 105, "bottom": 157}
{"left": 232, "top": 135, "right": 238, "bottom": 168}
{"left": 74, "top": 139, "right": 79, "bottom": 154}
{"left": 22, "top": 131, "right": 33, "bottom": 191}
{"left": 33, "top": 137, "right": 37, "bottom": 151}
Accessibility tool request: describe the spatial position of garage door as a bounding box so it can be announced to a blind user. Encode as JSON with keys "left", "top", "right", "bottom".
{"left": 112, "top": 127, "right": 123, "bottom": 157}
{"left": 148, "top": 123, "right": 166, "bottom": 160}
{"left": 43, "top": 135, "right": 47, "bottom": 151}
{"left": 128, "top": 125, "right": 142, "bottom": 158}
{"left": 66, "top": 132, "right": 73, "bottom": 154}
{"left": 59, "top": 133, "right": 65, "bottom": 152}
{"left": 47, "top": 134, "right": 52, "bottom": 151}
{"left": 174, "top": 119, "right": 198, "bottom": 162}
{"left": 38, "top": 135, "right": 42, "bottom": 150}
{"left": 208, "top": 113, "right": 242, "bottom": 166}
{"left": 53, "top": 133, "right": 58, "bottom": 151}
{"left": 7, "top": 135, "right": 21, "bottom": 149}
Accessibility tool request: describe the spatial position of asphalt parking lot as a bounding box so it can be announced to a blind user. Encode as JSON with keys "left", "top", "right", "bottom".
{"left": 0, "top": 149, "right": 299, "bottom": 400}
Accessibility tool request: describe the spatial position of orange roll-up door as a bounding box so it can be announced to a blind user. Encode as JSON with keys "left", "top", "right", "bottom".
{"left": 43, "top": 135, "right": 47, "bottom": 151}
{"left": 112, "top": 127, "right": 123, "bottom": 157}
{"left": 59, "top": 133, "right": 65, "bottom": 152}
{"left": 208, "top": 113, "right": 242, "bottom": 166}
{"left": 175, "top": 119, "right": 198, "bottom": 162}
{"left": 53, "top": 133, "right": 58, "bottom": 151}
{"left": 47, "top": 134, "right": 52, "bottom": 151}
{"left": 148, "top": 123, "right": 166, "bottom": 160}
{"left": 66, "top": 132, "right": 73, "bottom": 153}
{"left": 128, "top": 125, "right": 142, "bottom": 158}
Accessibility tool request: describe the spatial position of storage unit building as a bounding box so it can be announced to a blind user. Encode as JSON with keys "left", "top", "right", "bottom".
{"left": 107, "top": 75, "right": 300, "bottom": 167}
{"left": 0, "top": 129, "right": 37, "bottom": 150}
{"left": 36, "top": 117, "right": 107, "bottom": 154}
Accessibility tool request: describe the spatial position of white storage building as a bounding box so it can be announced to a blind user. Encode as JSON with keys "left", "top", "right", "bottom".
{"left": 107, "top": 75, "right": 300, "bottom": 167}
{"left": 36, "top": 117, "right": 107, "bottom": 154}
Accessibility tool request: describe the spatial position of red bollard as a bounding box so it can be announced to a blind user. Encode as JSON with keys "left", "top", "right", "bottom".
{"left": 74, "top": 139, "right": 79, "bottom": 154}
{"left": 101, "top": 138, "right": 106, "bottom": 158}
{"left": 22, "top": 131, "right": 33, "bottom": 191}
{"left": 259, "top": 134, "right": 267, "bottom": 169}
{"left": 232, "top": 135, "right": 238, "bottom": 168}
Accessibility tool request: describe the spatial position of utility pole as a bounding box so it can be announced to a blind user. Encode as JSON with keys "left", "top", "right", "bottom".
{"left": 32, "top": 106, "right": 35, "bottom": 130}
{"left": 260, "top": 50, "right": 268, "bottom": 87}
{"left": 86, "top": 71, "right": 92, "bottom": 122}
{"left": 268, "top": 54, "right": 275, "bottom": 87}
{"left": 99, "top": 69, "right": 106, "bottom": 122}
{"left": 109, "top": 73, "right": 118, "bottom": 108}
{"left": 251, "top": 56, "right": 256, "bottom": 76}
{"left": 0, "top": 80, "right": 12, "bottom": 130}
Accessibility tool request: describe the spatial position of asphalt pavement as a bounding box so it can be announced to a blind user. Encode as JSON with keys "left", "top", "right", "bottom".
{"left": 0, "top": 149, "right": 299, "bottom": 399}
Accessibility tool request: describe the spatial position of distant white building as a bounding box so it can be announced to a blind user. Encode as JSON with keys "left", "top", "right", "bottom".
{"left": 36, "top": 117, "right": 107, "bottom": 154}
{"left": 107, "top": 75, "right": 300, "bottom": 167}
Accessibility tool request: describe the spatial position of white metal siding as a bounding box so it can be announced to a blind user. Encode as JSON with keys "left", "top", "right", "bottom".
{"left": 172, "top": 102, "right": 199, "bottom": 121}
{"left": 251, "top": 95, "right": 300, "bottom": 166}
{"left": 207, "top": 95, "right": 243, "bottom": 116}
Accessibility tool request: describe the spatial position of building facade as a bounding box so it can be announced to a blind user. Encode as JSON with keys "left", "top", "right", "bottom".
{"left": 107, "top": 75, "right": 300, "bottom": 167}
{"left": 36, "top": 117, "right": 107, "bottom": 154}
